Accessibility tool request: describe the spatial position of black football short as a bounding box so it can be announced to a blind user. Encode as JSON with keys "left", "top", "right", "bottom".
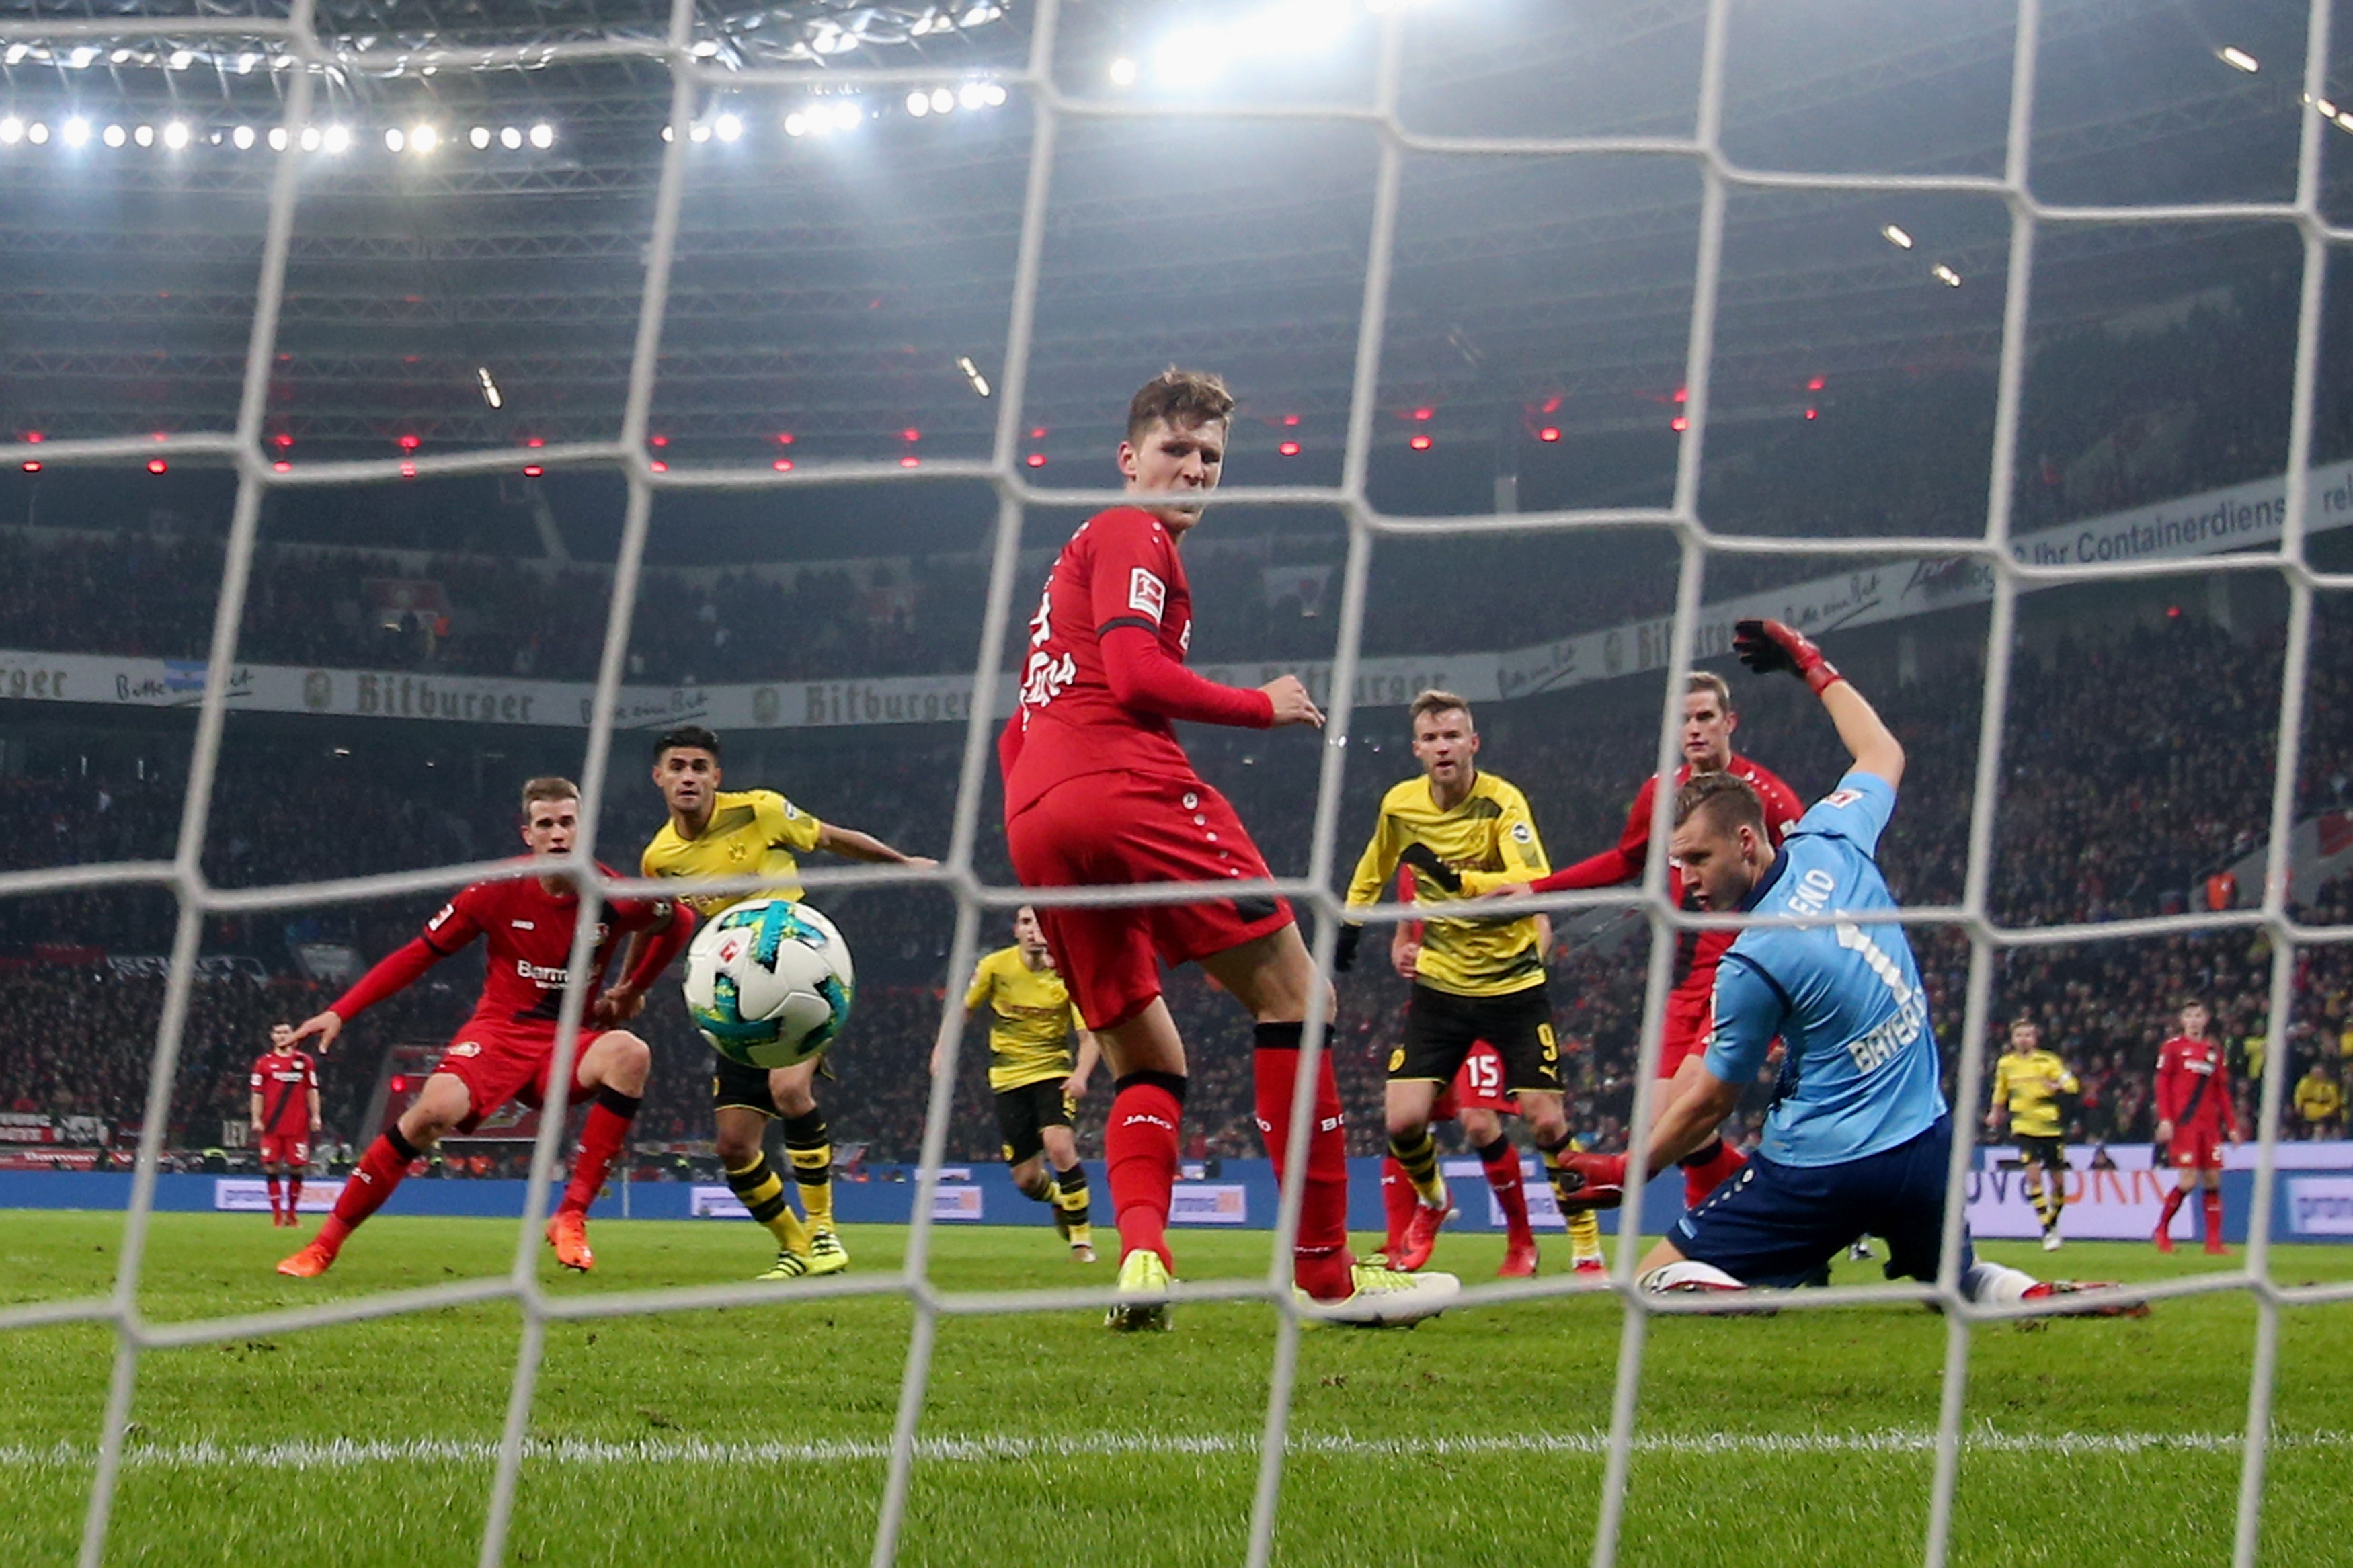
{"left": 1392, "top": 982, "right": 1562, "bottom": 1096}
{"left": 2012, "top": 1134, "right": 2065, "bottom": 1171}
{"left": 994, "top": 1078, "right": 1074, "bottom": 1165}
{"left": 709, "top": 1051, "right": 831, "bottom": 1115}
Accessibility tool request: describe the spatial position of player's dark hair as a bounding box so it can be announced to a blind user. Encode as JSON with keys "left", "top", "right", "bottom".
{"left": 1672, "top": 771, "right": 1764, "bottom": 836}
{"left": 1127, "top": 368, "right": 1235, "bottom": 444}
{"left": 1409, "top": 688, "right": 1473, "bottom": 729}
{"left": 2180, "top": 996, "right": 2208, "bottom": 1012}
{"left": 1687, "top": 671, "right": 1733, "bottom": 714}
{"left": 520, "top": 776, "right": 579, "bottom": 813}
{"left": 2009, "top": 1014, "right": 2038, "bottom": 1031}
{"left": 653, "top": 724, "right": 721, "bottom": 761}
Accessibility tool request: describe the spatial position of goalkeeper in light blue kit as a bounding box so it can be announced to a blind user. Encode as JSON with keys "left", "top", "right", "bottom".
{"left": 1552, "top": 620, "right": 2140, "bottom": 1313}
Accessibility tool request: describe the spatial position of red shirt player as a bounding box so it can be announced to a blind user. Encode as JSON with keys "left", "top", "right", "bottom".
{"left": 275, "top": 777, "right": 694, "bottom": 1278}
{"left": 1377, "top": 866, "right": 1540, "bottom": 1276}
{"left": 1470, "top": 671, "right": 1802, "bottom": 1210}
{"left": 998, "top": 368, "right": 1454, "bottom": 1329}
{"left": 2153, "top": 998, "right": 2241, "bottom": 1255}
{"left": 249, "top": 1024, "right": 320, "bottom": 1227}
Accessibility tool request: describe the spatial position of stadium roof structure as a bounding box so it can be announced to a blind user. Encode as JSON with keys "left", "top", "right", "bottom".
{"left": 0, "top": 0, "right": 2342, "bottom": 467}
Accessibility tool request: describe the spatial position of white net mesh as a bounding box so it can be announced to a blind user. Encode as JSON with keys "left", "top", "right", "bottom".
{"left": 1, "top": 0, "right": 2346, "bottom": 1564}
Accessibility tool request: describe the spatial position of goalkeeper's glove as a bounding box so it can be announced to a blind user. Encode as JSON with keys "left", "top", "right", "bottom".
{"left": 1551, "top": 1151, "right": 1629, "bottom": 1212}
{"left": 1732, "top": 618, "right": 1843, "bottom": 696}
{"left": 1396, "top": 841, "right": 1463, "bottom": 894}
{"left": 1332, "top": 924, "right": 1363, "bottom": 973}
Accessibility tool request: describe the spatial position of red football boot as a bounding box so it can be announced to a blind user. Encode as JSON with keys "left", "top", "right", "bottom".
{"left": 1392, "top": 1194, "right": 1455, "bottom": 1273}
{"left": 546, "top": 1210, "right": 594, "bottom": 1272}
{"left": 276, "top": 1239, "right": 337, "bottom": 1278}
{"left": 1497, "top": 1237, "right": 1539, "bottom": 1278}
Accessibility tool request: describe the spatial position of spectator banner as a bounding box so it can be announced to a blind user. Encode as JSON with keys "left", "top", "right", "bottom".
{"left": 0, "top": 1112, "right": 106, "bottom": 1145}
{"left": 2218, "top": 811, "right": 2353, "bottom": 909}
{"left": 5, "top": 454, "right": 2350, "bottom": 731}
{"left": 690, "top": 1184, "right": 749, "bottom": 1218}
{"left": 214, "top": 1178, "right": 344, "bottom": 1213}
{"left": 1169, "top": 1183, "right": 1248, "bottom": 1225}
{"left": 2286, "top": 1175, "right": 2353, "bottom": 1237}
{"left": 1966, "top": 1143, "right": 2353, "bottom": 1239}
{"left": 107, "top": 954, "right": 269, "bottom": 983}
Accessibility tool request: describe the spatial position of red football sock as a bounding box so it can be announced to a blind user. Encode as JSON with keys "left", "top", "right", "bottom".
{"left": 1106, "top": 1075, "right": 1183, "bottom": 1273}
{"left": 286, "top": 1175, "right": 303, "bottom": 1213}
{"left": 265, "top": 1173, "right": 284, "bottom": 1220}
{"left": 2202, "top": 1186, "right": 2225, "bottom": 1247}
{"left": 2157, "top": 1183, "right": 2188, "bottom": 1233}
{"left": 1679, "top": 1136, "right": 1747, "bottom": 1210}
{"left": 1478, "top": 1135, "right": 1534, "bottom": 1244}
{"left": 1254, "top": 1023, "right": 1355, "bottom": 1301}
{"left": 318, "top": 1129, "right": 420, "bottom": 1252}
{"left": 559, "top": 1087, "right": 641, "bottom": 1215}
{"left": 1379, "top": 1155, "right": 1416, "bottom": 1258}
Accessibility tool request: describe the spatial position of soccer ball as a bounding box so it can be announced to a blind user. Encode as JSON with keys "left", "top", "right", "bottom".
{"left": 682, "top": 898, "right": 855, "bottom": 1069}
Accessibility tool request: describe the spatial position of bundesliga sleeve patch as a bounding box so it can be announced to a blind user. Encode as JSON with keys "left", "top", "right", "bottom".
{"left": 1823, "top": 788, "right": 1863, "bottom": 809}
{"left": 1127, "top": 566, "right": 1168, "bottom": 622}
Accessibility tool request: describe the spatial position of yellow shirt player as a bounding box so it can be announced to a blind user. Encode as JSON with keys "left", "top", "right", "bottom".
{"left": 937, "top": 907, "right": 1101, "bottom": 1262}
{"left": 2294, "top": 1064, "right": 2342, "bottom": 1138}
{"left": 1339, "top": 690, "right": 1599, "bottom": 1278}
{"left": 1983, "top": 1016, "right": 2079, "bottom": 1251}
{"left": 635, "top": 723, "right": 934, "bottom": 1282}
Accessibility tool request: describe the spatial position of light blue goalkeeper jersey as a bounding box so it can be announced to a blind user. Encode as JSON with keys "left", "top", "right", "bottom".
{"left": 1700, "top": 770, "right": 1948, "bottom": 1167}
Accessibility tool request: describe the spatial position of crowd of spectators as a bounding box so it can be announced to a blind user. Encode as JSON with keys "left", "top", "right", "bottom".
{"left": 4, "top": 263, "right": 2347, "bottom": 692}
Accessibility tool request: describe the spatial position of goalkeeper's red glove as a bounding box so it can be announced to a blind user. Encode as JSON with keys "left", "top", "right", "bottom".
{"left": 1732, "top": 618, "right": 1843, "bottom": 697}
{"left": 1551, "top": 1151, "right": 1629, "bottom": 1212}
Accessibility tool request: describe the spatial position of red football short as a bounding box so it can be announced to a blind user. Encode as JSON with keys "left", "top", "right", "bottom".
{"left": 255, "top": 1132, "right": 310, "bottom": 1167}
{"left": 2168, "top": 1126, "right": 2223, "bottom": 1171}
{"left": 1433, "top": 1041, "right": 1515, "bottom": 1120}
{"left": 430, "top": 1022, "right": 604, "bottom": 1134}
{"left": 1008, "top": 770, "right": 1293, "bottom": 1032}
{"left": 1655, "top": 981, "right": 1713, "bottom": 1079}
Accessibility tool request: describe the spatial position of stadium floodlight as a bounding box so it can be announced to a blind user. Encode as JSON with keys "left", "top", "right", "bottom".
{"left": 410, "top": 123, "right": 438, "bottom": 153}
{"left": 469, "top": 125, "right": 491, "bottom": 148}
{"left": 2217, "top": 46, "right": 2258, "bottom": 73}
{"left": 782, "top": 112, "right": 807, "bottom": 137}
{"left": 298, "top": 126, "right": 321, "bottom": 152}
{"left": 2340, "top": 111, "right": 2353, "bottom": 134}
{"left": 957, "top": 354, "right": 992, "bottom": 398}
{"left": 62, "top": 117, "right": 92, "bottom": 148}
{"left": 477, "top": 366, "right": 504, "bottom": 409}
{"left": 0, "top": 117, "right": 21, "bottom": 145}
{"left": 906, "top": 91, "right": 930, "bottom": 117}
{"left": 715, "top": 112, "right": 744, "bottom": 142}
{"left": 1932, "top": 263, "right": 1963, "bottom": 286}
{"left": 102, "top": 123, "right": 127, "bottom": 147}
{"left": 1882, "top": 223, "right": 1913, "bottom": 249}
{"left": 689, "top": 121, "right": 713, "bottom": 142}
{"left": 500, "top": 125, "right": 522, "bottom": 149}
{"left": 957, "top": 82, "right": 987, "bottom": 110}
{"left": 26, "top": 121, "right": 48, "bottom": 145}
{"left": 528, "top": 123, "right": 553, "bottom": 148}
{"left": 383, "top": 127, "right": 405, "bottom": 151}
{"left": 163, "top": 120, "right": 190, "bottom": 149}
{"left": 691, "top": 38, "right": 720, "bottom": 57}
{"left": 1155, "top": 28, "right": 1228, "bottom": 83}
{"left": 982, "top": 83, "right": 1008, "bottom": 106}
{"left": 133, "top": 124, "right": 154, "bottom": 147}
{"left": 929, "top": 87, "right": 955, "bottom": 114}
{"left": 1109, "top": 56, "right": 1139, "bottom": 86}
{"left": 267, "top": 126, "right": 289, "bottom": 151}
{"left": 112, "top": 48, "right": 132, "bottom": 65}
{"left": 168, "top": 48, "right": 192, "bottom": 69}
{"left": 322, "top": 124, "right": 350, "bottom": 153}
{"left": 237, "top": 52, "right": 257, "bottom": 73}
{"left": 68, "top": 45, "right": 96, "bottom": 69}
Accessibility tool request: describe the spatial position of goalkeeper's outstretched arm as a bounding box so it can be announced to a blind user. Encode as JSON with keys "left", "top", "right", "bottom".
{"left": 1732, "top": 619, "right": 1903, "bottom": 788}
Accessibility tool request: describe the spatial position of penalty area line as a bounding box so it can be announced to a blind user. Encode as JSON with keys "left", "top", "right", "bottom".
{"left": 0, "top": 1429, "right": 2345, "bottom": 1469}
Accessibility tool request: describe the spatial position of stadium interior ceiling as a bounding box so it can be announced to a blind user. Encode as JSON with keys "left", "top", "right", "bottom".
{"left": 0, "top": 0, "right": 2344, "bottom": 560}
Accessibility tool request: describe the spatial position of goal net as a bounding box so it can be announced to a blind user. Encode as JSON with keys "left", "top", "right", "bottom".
{"left": 0, "top": 1, "right": 2341, "bottom": 1566}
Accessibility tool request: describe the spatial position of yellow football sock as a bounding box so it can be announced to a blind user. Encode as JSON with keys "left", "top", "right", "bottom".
{"left": 1568, "top": 1209, "right": 1604, "bottom": 1260}
{"left": 1387, "top": 1127, "right": 1446, "bottom": 1206}
{"left": 724, "top": 1155, "right": 811, "bottom": 1255}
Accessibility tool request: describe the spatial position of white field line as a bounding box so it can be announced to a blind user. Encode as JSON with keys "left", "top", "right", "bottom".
{"left": 1, "top": 1429, "right": 2345, "bottom": 1471}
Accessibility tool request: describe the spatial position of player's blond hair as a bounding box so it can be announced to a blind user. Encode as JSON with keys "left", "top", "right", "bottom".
{"left": 1688, "top": 670, "right": 1733, "bottom": 714}
{"left": 1127, "top": 368, "right": 1235, "bottom": 444}
{"left": 1672, "top": 771, "right": 1763, "bottom": 835}
{"left": 1408, "top": 688, "right": 1473, "bottom": 729}
{"left": 520, "top": 776, "right": 581, "bottom": 815}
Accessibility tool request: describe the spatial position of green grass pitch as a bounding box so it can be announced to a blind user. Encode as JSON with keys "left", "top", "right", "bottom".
{"left": 2, "top": 1211, "right": 2347, "bottom": 1567}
